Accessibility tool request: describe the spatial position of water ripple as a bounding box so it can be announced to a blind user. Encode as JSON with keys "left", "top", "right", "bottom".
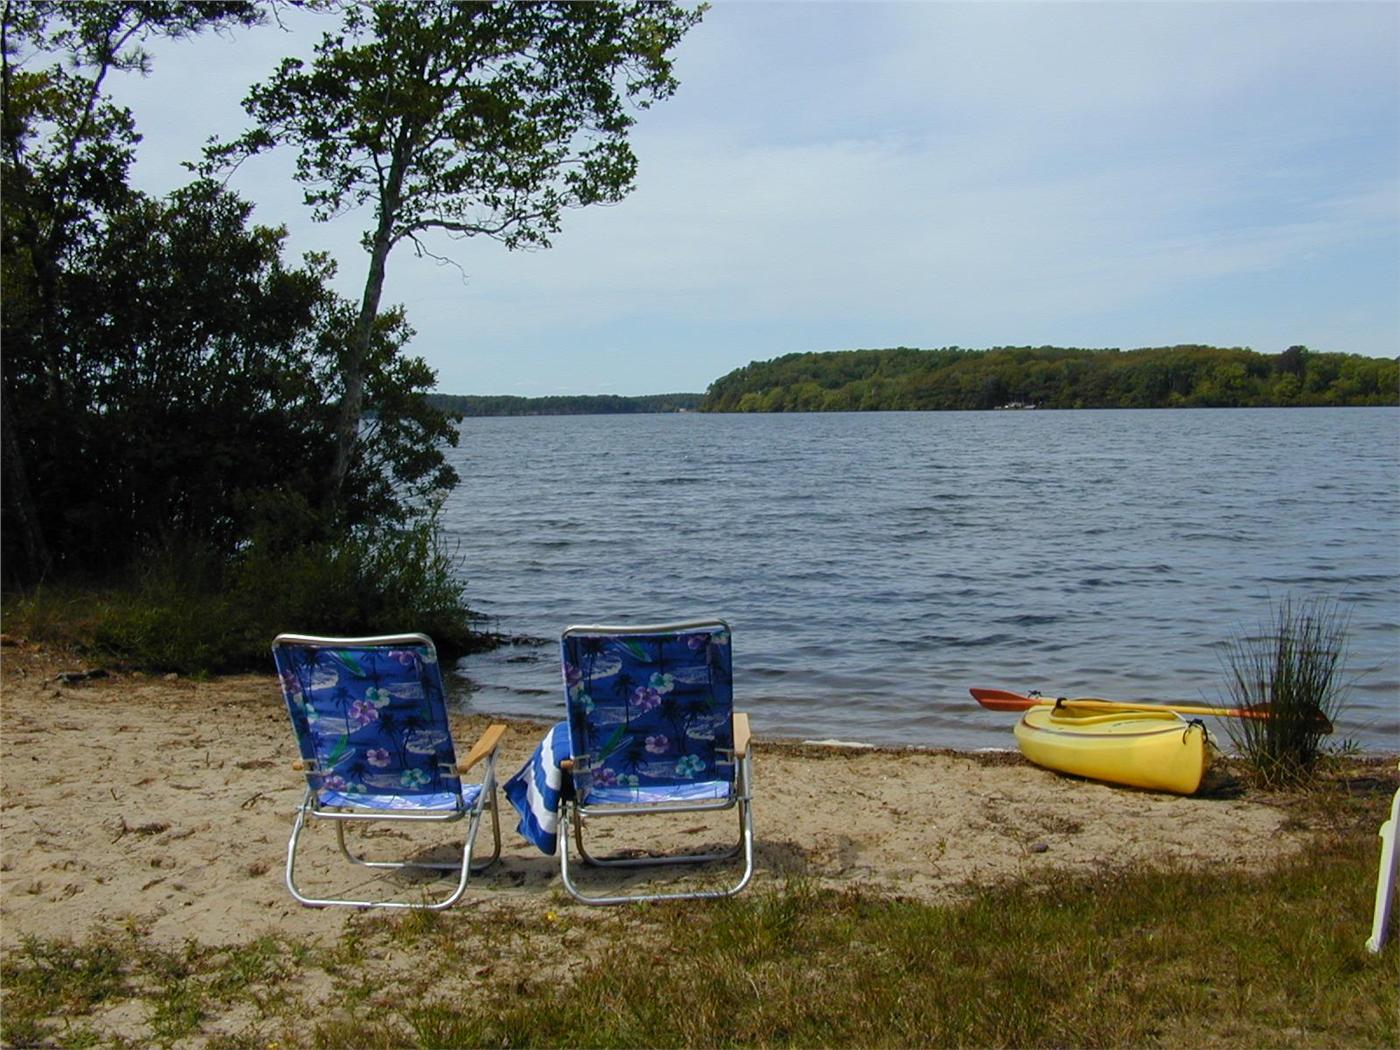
{"left": 444, "top": 408, "right": 1400, "bottom": 752}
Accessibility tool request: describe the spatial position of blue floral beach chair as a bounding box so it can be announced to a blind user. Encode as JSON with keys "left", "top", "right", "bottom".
{"left": 272, "top": 633, "right": 505, "bottom": 910}
{"left": 558, "top": 619, "right": 754, "bottom": 904}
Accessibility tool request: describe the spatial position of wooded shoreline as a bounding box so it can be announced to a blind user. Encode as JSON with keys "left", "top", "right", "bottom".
{"left": 431, "top": 344, "right": 1398, "bottom": 415}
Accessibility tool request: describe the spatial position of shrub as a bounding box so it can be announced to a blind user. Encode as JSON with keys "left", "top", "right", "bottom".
{"left": 3, "top": 511, "right": 481, "bottom": 674}
{"left": 1222, "top": 597, "right": 1350, "bottom": 786}
{"left": 230, "top": 506, "right": 480, "bottom": 657}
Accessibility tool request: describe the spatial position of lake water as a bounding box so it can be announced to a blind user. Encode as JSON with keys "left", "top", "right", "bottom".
{"left": 439, "top": 408, "right": 1399, "bottom": 753}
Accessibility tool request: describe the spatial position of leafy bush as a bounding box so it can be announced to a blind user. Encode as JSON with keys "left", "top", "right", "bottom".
{"left": 1222, "top": 597, "right": 1351, "bottom": 786}
{"left": 4, "top": 510, "right": 480, "bottom": 674}
{"left": 231, "top": 505, "right": 478, "bottom": 657}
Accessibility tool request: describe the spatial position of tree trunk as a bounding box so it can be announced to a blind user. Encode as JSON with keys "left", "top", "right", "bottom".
{"left": 328, "top": 229, "right": 392, "bottom": 507}
{"left": 0, "top": 380, "right": 52, "bottom": 585}
{"left": 326, "top": 137, "right": 409, "bottom": 511}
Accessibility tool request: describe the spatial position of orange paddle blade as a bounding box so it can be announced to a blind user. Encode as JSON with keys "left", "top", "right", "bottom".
{"left": 969, "top": 688, "right": 1045, "bottom": 711}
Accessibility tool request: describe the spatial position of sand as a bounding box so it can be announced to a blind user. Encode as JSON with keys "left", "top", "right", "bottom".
{"left": 1, "top": 640, "right": 1306, "bottom": 949}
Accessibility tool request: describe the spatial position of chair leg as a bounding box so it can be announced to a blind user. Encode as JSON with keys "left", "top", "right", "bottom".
{"left": 332, "top": 792, "right": 502, "bottom": 874}
{"left": 1367, "top": 783, "right": 1400, "bottom": 953}
{"left": 472, "top": 792, "right": 503, "bottom": 873}
{"left": 558, "top": 756, "right": 755, "bottom": 906}
{"left": 284, "top": 786, "right": 495, "bottom": 910}
{"left": 570, "top": 807, "right": 742, "bottom": 868}
{"left": 284, "top": 791, "right": 317, "bottom": 907}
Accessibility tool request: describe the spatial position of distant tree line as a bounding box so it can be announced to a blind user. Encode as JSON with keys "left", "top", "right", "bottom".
{"left": 427, "top": 392, "right": 703, "bottom": 416}
{"left": 701, "top": 345, "right": 1399, "bottom": 413}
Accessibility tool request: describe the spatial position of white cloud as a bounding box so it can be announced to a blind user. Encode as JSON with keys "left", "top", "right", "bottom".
{"left": 98, "top": 1, "right": 1400, "bottom": 393}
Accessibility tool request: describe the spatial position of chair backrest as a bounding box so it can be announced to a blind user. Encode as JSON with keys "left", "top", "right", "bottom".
{"left": 271, "top": 633, "right": 460, "bottom": 799}
{"left": 561, "top": 620, "right": 734, "bottom": 803}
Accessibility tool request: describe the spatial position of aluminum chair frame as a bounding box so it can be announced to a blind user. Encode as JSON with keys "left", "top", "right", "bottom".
{"left": 1366, "top": 765, "right": 1400, "bottom": 953}
{"left": 274, "top": 632, "right": 505, "bottom": 911}
{"left": 557, "top": 620, "right": 755, "bottom": 905}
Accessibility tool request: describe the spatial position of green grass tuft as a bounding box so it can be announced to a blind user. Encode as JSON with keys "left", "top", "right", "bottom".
{"left": 1223, "top": 597, "right": 1353, "bottom": 787}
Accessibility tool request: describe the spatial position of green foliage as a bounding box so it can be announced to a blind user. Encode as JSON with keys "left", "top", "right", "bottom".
{"left": 326, "top": 824, "right": 1397, "bottom": 1048}
{"left": 1223, "top": 598, "right": 1352, "bottom": 787}
{"left": 2, "top": 2, "right": 264, "bottom": 580}
{"left": 2, "top": 934, "right": 129, "bottom": 1014}
{"left": 702, "top": 345, "right": 1400, "bottom": 412}
{"left": 8, "top": 178, "right": 332, "bottom": 570}
{"left": 231, "top": 503, "right": 478, "bottom": 658}
{"left": 426, "top": 391, "right": 704, "bottom": 416}
{"left": 2, "top": 0, "right": 468, "bottom": 647}
{"left": 1, "top": 931, "right": 298, "bottom": 1050}
{"left": 6, "top": 507, "right": 478, "bottom": 673}
{"left": 212, "top": 1, "right": 703, "bottom": 246}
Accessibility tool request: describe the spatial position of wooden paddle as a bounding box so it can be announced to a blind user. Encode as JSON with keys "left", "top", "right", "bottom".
{"left": 970, "top": 687, "right": 1334, "bottom": 733}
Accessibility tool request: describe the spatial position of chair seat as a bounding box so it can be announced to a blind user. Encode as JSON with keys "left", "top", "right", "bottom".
{"left": 581, "top": 779, "right": 733, "bottom": 808}
{"left": 317, "top": 782, "right": 483, "bottom": 813}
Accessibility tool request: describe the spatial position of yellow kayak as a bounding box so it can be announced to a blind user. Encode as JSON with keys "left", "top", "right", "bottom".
{"left": 1014, "top": 704, "right": 1210, "bottom": 795}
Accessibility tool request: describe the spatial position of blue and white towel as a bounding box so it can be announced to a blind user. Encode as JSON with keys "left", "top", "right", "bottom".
{"left": 503, "top": 721, "right": 571, "bottom": 855}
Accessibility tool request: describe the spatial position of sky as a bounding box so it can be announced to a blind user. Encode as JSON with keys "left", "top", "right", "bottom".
{"left": 104, "top": 1, "right": 1400, "bottom": 397}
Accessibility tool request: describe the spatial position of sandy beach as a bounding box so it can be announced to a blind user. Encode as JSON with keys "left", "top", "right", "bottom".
{"left": 0, "top": 637, "right": 1323, "bottom": 953}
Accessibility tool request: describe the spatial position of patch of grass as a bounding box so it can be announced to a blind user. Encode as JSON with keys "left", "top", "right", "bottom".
{"left": 306, "top": 801, "right": 1398, "bottom": 1049}
{"left": 0, "top": 932, "right": 305, "bottom": 1049}
{"left": 202, "top": 937, "right": 293, "bottom": 1000}
{"left": 127, "top": 937, "right": 296, "bottom": 1047}
{"left": 146, "top": 974, "right": 208, "bottom": 1047}
{"left": 4, "top": 786, "right": 1396, "bottom": 1048}
{"left": 384, "top": 902, "right": 444, "bottom": 946}
{"left": 0, "top": 934, "right": 129, "bottom": 1045}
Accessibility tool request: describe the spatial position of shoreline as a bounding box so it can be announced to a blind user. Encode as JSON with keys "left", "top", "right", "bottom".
{"left": 3, "top": 640, "right": 1394, "bottom": 953}
{"left": 459, "top": 646, "right": 1400, "bottom": 759}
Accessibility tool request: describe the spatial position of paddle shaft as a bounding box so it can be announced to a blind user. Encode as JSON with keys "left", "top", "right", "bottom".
{"left": 970, "top": 688, "right": 1333, "bottom": 731}
{"left": 1037, "top": 697, "right": 1245, "bottom": 718}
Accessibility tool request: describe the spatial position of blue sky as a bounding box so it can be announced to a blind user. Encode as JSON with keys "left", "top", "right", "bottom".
{"left": 108, "top": 1, "right": 1399, "bottom": 396}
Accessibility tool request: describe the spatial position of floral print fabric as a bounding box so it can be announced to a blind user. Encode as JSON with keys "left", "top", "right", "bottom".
{"left": 563, "top": 625, "right": 735, "bottom": 806}
{"left": 273, "top": 639, "right": 463, "bottom": 810}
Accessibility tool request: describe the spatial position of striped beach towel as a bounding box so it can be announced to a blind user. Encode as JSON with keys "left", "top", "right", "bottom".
{"left": 503, "top": 721, "right": 571, "bottom": 855}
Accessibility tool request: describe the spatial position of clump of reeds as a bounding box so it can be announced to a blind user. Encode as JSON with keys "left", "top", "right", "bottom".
{"left": 1222, "top": 597, "right": 1350, "bottom": 787}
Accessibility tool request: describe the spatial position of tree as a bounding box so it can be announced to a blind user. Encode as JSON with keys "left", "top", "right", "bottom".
{"left": 2, "top": 0, "right": 264, "bottom": 582}
{"left": 4, "top": 163, "right": 458, "bottom": 578}
{"left": 49, "top": 181, "right": 339, "bottom": 567}
{"left": 3, "top": 1, "right": 460, "bottom": 585}
{"left": 1274, "top": 344, "right": 1309, "bottom": 377}
{"left": 207, "top": 0, "right": 704, "bottom": 506}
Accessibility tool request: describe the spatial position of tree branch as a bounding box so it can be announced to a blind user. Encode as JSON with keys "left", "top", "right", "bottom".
{"left": 402, "top": 230, "right": 468, "bottom": 281}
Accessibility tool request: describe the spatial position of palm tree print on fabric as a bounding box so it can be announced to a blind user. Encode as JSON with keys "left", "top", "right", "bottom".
{"left": 562, "top": 627, "right": 735, "bottom": 802}
{"left": 273, "top": 642, "right": 459, "bottom": 801}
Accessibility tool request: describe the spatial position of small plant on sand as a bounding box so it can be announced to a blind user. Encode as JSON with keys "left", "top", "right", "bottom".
{"left": 1222, "top": 597, "right": 1350, "bottom": 787}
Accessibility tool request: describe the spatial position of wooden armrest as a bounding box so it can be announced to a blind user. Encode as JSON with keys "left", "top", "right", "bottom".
{"left": 560, "top": 758, "right": 574, "bottom": 773}
{"left": 732, "top": 712, "right": 751, "bottom": 758}
{"left": 458, "top": 723, "right": 508, "bottom": 774}
{"left": 292, "top": 759, "right": 305, "bottom": 772}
